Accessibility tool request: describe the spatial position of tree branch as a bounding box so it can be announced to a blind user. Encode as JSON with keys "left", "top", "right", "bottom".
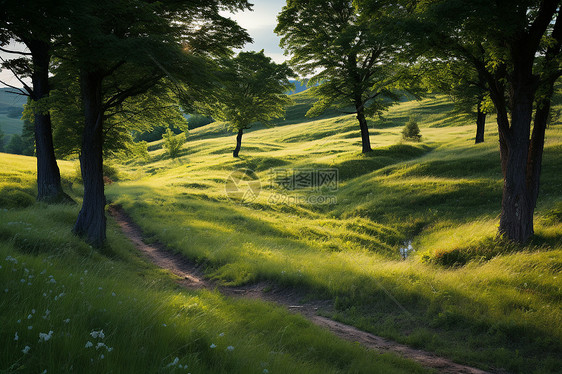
{"left": 0, "top": 80, "right": 29, "bottom": 96}
{"left": 0, "top": 46, "right": 32, "bottom": 56}
{"left": 0, "top": 56, "right": 33, "bottom": 96}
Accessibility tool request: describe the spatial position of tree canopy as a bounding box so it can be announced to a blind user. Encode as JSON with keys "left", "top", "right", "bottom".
{"left": 197, "top": 50, "right": 294, "bottom": 157}
{"left": 276, "top": 0, "right": 409, "bottom": 153}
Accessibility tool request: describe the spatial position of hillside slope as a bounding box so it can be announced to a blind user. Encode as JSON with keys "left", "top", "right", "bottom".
{"left": 108, "top": 94, "right": 562, "bottom": 373}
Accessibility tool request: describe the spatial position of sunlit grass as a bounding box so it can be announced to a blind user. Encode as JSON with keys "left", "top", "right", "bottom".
{"left": 0, "top": 181, "right": 427, "bottom": 373}
{"left": 104, "top": 93, "right": 562, "bottom": 373}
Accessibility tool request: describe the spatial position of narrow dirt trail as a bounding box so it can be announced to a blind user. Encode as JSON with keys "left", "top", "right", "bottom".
{"left": 108, "top": 205, "right": 492, "bottom": 374}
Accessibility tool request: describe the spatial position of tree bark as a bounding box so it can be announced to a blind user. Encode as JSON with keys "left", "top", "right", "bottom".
{"left": 357, "top": 107, "right": 372, "bottom": 153}
{"left": 233, "top": 128, "right": 243, "bottom": 157}
{"left": 28, "top": 40, "right": 65, "bottom": 202}
{"left": 497, "top": 72, "right": 536, "bottom": 243}
{"left": 73, "top": 70, "right": 106, "bottom": 247}
{"left": 475, "top": 101, "right": 486, "bottom": 144}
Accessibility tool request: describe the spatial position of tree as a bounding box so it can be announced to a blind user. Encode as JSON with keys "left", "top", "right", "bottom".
{"left": 49, "top": 70, "right": 187, "bottom": 159}
{"left": 398, "top": 0, "right": 562, "bottom": 243}
{"left": 0, "top": 0, "right": 70, "bottom": 202}
{"left": 6, "top": 133, "right": 24, "bottom": 154}
{"left": 162, "top": 128, "right": 186, "bottom": 159}
{"left": 420, "top": 58, "right": 490, "bottom": 143}
{"left": 198, "top": 50, "right": 293, "bottom": 157}
{"left": 65, "top": 0, "right": 251, "bottom": 246}
{"left": 275, "top": 0, "right": 407, "bottom": 153}
{"left": 402, "top": 117, "right": 421, "bottom": 141}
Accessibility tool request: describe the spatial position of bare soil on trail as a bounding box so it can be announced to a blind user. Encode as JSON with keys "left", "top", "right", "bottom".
{"left": 108, "top": 205, "right": 493, "bottom": 374}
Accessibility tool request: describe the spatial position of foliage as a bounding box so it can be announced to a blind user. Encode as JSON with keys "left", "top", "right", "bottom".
{"left": 188, "top": 113, "right": 214, "bottom": 129}
{"left": 198, "top": 50, "right": 294, "bottom": 132}
{"left": 128, "top": 141, "right": 150, "bottom": 162}
{"left": 402, "top": 117, "right": 422, "bottom": 141}
{"left": 0, "top": 127, "right": 4, "bottom": 152}
{"left": 48, "top": 66, "right": 188, "bottom": 159}
{"left": 162, "top": 128, "right": 186, "bottom": 159}
{"left": 275, "top": 0, "right": 410, "bottom": 129}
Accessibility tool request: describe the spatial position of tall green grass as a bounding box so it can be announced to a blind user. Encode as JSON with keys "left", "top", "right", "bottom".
{"left": 0, "top": 157, "right": 427, "bottom": 373}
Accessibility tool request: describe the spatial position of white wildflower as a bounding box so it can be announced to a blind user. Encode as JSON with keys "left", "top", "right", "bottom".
{"left": 28, "top": 325, "right": 33, "bottom": 330}
{"left": 22, "top": 345, "right": 30, "bottom": 354}
{"left": 14, "top": 332, "right": 18, "bottom": 341}
{"left": 210, "top": 343, "right": 216, "bottom": 349}
{"left": 95, "top": 342, "right": 106, "bottom": 350}
{"left": 226, "top": 346, "right": 234, "bottom": 351}
{"left": 85, "top": 341, "right": 93, "bottom": 348}
{"left": 111, "top": 292, "right": 116, "bottom": 297}
{"left": 27, "top": 314, "right": 32, "bottom": 319}
{"left": 90, "top": 330, "right": 105, "bottom": 339}
{"left": 39, "top": 330, "right": 53, "bottom": 342}
{"left": 218, "top": 332, "right": 224, "bottom": 337}
{"left": 167, "top": 357, "right": 179, "bottom": 367}
{"left": 100, "top": 354, "right": 104, "bottom": 359}
{"left": 63, "top": 318, "right": 70, "bottom": 324}
{"left": 32, "top": 309, "right": 35, "bottom": 314}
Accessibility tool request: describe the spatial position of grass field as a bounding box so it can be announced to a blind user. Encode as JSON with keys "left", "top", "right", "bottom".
{"left": 0, "top": 154, "right": 427, "bottom": 373}
{"left": 1, "top": 91, "right": 561, "bottom": 373}
{"left": 108, "top": 93, "right": 562, "bottom": 373}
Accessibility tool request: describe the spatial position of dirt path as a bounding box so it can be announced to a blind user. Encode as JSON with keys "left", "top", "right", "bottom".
{"left": 108, "top": 205, "right": 492, "bottom": 374}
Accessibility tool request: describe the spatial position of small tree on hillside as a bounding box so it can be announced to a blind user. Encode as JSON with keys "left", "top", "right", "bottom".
{"left": 276, "top": 0, "right": 410, "bottom": 153}
{"left": 162, "top": 128, "right": 186, "bottom": 159}
{"left": 199, "top": 50, "right": 294, "bottom": 157}
{"left": 402, "top": 117, "right": 421, "bottom": 142}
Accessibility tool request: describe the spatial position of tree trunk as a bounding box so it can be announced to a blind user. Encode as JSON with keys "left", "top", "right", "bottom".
{"left": 233, "top": 128, "right": 243, "bottom": 157}
{"left": 497, "top": 77, "right": 535, "bottom": 243}
{"left": 357, "top": 107, "right": 372, "bottom": 153}
{"left": 73, "top": 70, "right": 106, "bottom": 247}
{"left": 28, "top": 40, "right": 65, "bottom": 202}
{"left": 475, "top": 102, "right": 486, "bottom": 144}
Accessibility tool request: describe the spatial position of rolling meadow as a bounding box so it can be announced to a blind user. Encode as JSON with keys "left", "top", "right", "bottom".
{"left": 1, "top": 90, "right": 561, "bottom": 373}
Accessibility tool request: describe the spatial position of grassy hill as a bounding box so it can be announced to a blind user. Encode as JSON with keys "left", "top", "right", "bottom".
{"left": 1, "top": 92, "right": 561, "bottom": 373}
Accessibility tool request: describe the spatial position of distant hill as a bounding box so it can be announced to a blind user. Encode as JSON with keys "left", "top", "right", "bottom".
{"left": 0, "top": 88, "right": 26, "bottom": 137}
{"left": 288, "top": 80, "right": 310, "bottom": 95}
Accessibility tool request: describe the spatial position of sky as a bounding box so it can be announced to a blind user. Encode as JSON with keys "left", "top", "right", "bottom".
{"left": 0, "top": 0, "right": 288, "bottom": 89}
{"left": 222, "top": 0, "right": 288, "bottom": 63}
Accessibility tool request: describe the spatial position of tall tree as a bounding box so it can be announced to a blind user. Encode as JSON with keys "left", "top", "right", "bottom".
{"left": 66, "top": 0, "right": 251, "bottom": 246}
{"left": 388, "top": 0, "right": 562, "bottom": 243}
{"left": 421, "top": 58, "right": 490, "bottom": 143}
{"left": 276, "top": 0, "right": 407, "bottom": 153}
{"left": 0, "top": 0, "right": 70, "bottom": 202}
{"left": 198, "top": 50, "right": 293, "bottom": 157}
